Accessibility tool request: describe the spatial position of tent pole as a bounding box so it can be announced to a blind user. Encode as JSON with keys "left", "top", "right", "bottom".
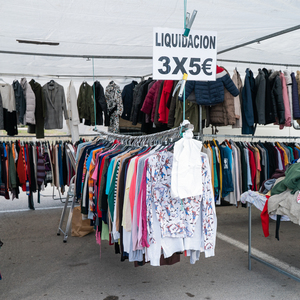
{"left": 218, "top": 24, "right": 300, "bottom": 55}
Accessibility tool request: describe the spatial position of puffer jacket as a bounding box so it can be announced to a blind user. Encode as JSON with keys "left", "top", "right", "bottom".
{"left": 179, "top": 65, "right": 239, "bottom": 105}
{"left": 20, "top": 77, "right": 36, "bottom": 125}
{"left": 141, "top": 80, "right": 162, "bottom": 118}
{"left": 269, "top": 71, "right": 285, "bottom": 124}
{"left": 291, "top": 72, "right": 300, "bottom": 119}
{"left": 209, "top": 67, "right": 236, "bottom": 126}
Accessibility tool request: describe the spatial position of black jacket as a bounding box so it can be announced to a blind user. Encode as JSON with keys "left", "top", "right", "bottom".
{"left": 262, "top": 68, "right": 276, "bottom": 124}
{"left": 269, "top": 71, "right": 285, "bottom": 125}
{"left": 93, "top": 81, "right": 109, "bottom": 126}
{"left": 121, "top": 80, "right": 137, "bottom": 120}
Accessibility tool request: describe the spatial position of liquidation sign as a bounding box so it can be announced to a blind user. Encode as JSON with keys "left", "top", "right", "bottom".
{"left": 153, "top": 27, "right": 217, "bottom": 81}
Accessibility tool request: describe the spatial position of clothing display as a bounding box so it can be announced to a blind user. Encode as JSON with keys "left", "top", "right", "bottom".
{"left": 0, "top": 140, "right": 75, "bottom": 209}
{"left": 203, "top": 139, "right": 300, "bottom": 206}
{"left": 74, "top": 134, "right": 217, "bottom": 266}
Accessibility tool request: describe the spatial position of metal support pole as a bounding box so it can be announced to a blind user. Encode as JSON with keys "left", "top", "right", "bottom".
{"left": 248, "top": 202, "right": 252, "bottom": 270}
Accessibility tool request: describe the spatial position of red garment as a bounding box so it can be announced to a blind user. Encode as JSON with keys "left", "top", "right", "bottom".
{"left": 16, "top": 145, "right": 27, "bottom": 191}
{"left": 141, "top": 80, "right": 162, "bottom": 121}
{"left": 248, "top": 148, "right": 257, "bottom": 191}
{"left": 260, "top": 195, "right": 270, "bottom": 237}
{"left": 158, "top": 80, "right": 173, "bottom": 124}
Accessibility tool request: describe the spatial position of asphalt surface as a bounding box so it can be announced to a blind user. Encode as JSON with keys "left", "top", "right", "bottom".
{"left": 0, "top": 187, "right": 300, "bottom": 300}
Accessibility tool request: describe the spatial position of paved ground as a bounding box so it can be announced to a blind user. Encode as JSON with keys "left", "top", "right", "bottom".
{"left": 0, "top": 187, "right": 300, "bottom": 300}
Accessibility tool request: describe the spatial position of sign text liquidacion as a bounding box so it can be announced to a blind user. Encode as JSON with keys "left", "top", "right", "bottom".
{"left": 155, "top": 32, "right": 216, "bottom": 49}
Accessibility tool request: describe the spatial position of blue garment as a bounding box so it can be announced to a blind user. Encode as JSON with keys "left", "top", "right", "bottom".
{"left": 58, "top": 144, "right": 64, "bottom": 188}
{"left": 219, "top": 144, "right": 234, "bottom": 198}
{"left": 242, "top": 68, "right": 255, "bottom": 134}
{"left": 179, "top": 69, "right": 239, "bottom": 105}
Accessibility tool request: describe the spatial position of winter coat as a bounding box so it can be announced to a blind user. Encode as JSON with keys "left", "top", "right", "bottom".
{"left": 67, "top": 80, "right": 80, "bottom": 143}
{"left": 141, "top": 80, "right": 162, "bottom": 119}
{"left": 42, "top": 81, "right": 69, "bottom": 129}
{"left": 179, "top": 65, "right": 239, "bottom": 106}
{"left": 130, "top": 81, "right": 144, "bottom": 122}
{"left": 296, "top": 71, "right": 300, "bottom": 99}
{"left": 262, "top": 68, "right": 275, "bottom": 124}
{"left": 209, "top": 68, "right": 236, "bottom": 126}
{"left": 291, "top": 72, "right": 300, "bottom": 119}
{"left": 241, "top": 68, "right": 255, "bottom": 134}
{"left": 20, "top": 77, "right": 36, "bottom": 125}
{"left": 269, "top": 71, "right": 285, "bottom": 124}
{"left": 158, "top": 80, "right": 173, "bottom": 124}
{"left": 232, "top": 69, "right": 243, "bottom": 128}
{"left": 284, "top": 70, "right": 293, "bottom": 122}
{"left": 77, "top": 82, "right": 95, "bottom": 125}
{"left": 173, "top": 92, "right": 199, "bottom": 132}
{"left": 255, "top": 69, "right": 266, "bottom": 125}
{"left": 29, "top": 79, "right": 45, "bottom": 139}
{"left": 105, "top": 81, "right": 123, "bottom": 133}
{"left": 93, "top": 81, "right": 109, "bottom": 126}
{"left": 12, "top": 80, "right": 26, "bottom": 124}
{"left": 121, "top": 80, "right": 137, "bottom": 120}
{"left": 279, "top": 72, "right": 291, "bottom": 128}
{"left": 131, "top": 78, "right": 153, "bottom": 125}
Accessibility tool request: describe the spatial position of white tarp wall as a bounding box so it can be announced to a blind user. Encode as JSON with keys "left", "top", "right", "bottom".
{"left": 1, "top": 0, "right": 300, "bottom": 137}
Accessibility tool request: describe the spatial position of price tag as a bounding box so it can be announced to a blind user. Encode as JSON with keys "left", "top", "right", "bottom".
{"left": 153, "top": 27, "right": 217, "bottom": 81}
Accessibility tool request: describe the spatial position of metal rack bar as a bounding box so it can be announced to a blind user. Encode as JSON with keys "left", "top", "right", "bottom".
{"left": 218, "top": 24, "right": 300, "bottom": 55}
{"left": 217, "top": 59, "right": 300, "bottom": 68}
{"left": 248, "top": 203, "right": 300, "bottom": 282}
{"left": 202, "top": 134, "right": 300, "bottom": 140}
{"left": 0, "top": 73, "right": 143, "bottom": 79}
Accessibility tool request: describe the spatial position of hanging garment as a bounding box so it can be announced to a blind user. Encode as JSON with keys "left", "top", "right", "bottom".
{"left": 262, "top": 68, "right": 276, "bottom": 124}
{"left": 284, "top": 70, "right": 293, "bottom": 122}
{"left": 209, "top": 67, "right": 236, "bottom": 126}
{"left": 179, "top": 65, "right": 239, "bottom": 106}
{"left": 242, "top": 68, "right": 255, "bottom": 134}
{"left": 121, "top": 80, "right": 138, "bottom": 121}
{"left": 93, "top": 81, "right": 109, "bottom": 126}
{"left": 255, "top": 68, "right": 266, "bottom": 125}
{"left": 279, "top": 72, "right": 291, "bottom": 128}
{"left": 158, "top": 80, "right": 173, "bottom": 124}
{"left": 171, "top": 122, "right": 203, "bottom": 199}
{"left": 77, "top": 81, "right": 95, "bottom": 125}
{"left": 28, "top": 79, "right": 45, "bottom": 139}
{"left": 67, "top": 80, "right": 80, "bottom": 143}
{"left": 0, "top": 93, "right": 4, "bottom": 130}
{"left": 12, "top": 80, "right": 26, "bottom": 125}
{"left": 291, "top": 72, "right": 300, "bottom": 120}
{"left": 232, "top": 69, "right": 243, "bottom": 128}
{"left": 20, "top": 77, "right": 36, "bottom": 126}
{"left": 105, "top": 81, "right": 123, "bottom": 133}
{"left": 269, "top": 71, "right": 285, "bottom": 125}
{"left": 43, "top": 81, "right": 69, "bottom": 129}
{"left": 0, "top": 83, "right": 18, "bottom": 136}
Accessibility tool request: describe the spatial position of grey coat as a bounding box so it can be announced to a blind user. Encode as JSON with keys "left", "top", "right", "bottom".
{"left": 42, "top": 81, "right": 69, "bottom": 129}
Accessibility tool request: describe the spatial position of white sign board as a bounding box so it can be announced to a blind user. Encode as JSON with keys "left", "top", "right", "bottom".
{"left": 153, "top": 27, "right": 217, "bottom": 81}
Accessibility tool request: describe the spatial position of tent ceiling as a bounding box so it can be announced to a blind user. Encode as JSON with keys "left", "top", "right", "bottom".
{"left": 1, "top": 0, "right": 300, "bottom": 78}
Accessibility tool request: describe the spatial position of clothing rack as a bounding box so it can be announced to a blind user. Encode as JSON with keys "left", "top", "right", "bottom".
{"left": 248, "top": 203, "right": 300, "bottom": 282}
{"left": 202, "top": 134, "right": 300, "bottom": 140}
{"left": 93, "top": 126, "right": 181, "bottom": 145}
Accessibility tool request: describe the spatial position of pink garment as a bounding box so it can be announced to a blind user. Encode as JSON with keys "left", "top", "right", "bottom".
{"left": 280, "top": 72, "right": 292, "bottom": 128}
{"left": 139, "top": 161, "right": 150, "bottom": 248}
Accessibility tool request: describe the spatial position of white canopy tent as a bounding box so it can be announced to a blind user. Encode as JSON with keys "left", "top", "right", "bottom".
{"left": 1, "top": 0, "right": 300, "bottom": 136}
{"left": 1, "top": 0, "right": 300, "bottom": 78}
